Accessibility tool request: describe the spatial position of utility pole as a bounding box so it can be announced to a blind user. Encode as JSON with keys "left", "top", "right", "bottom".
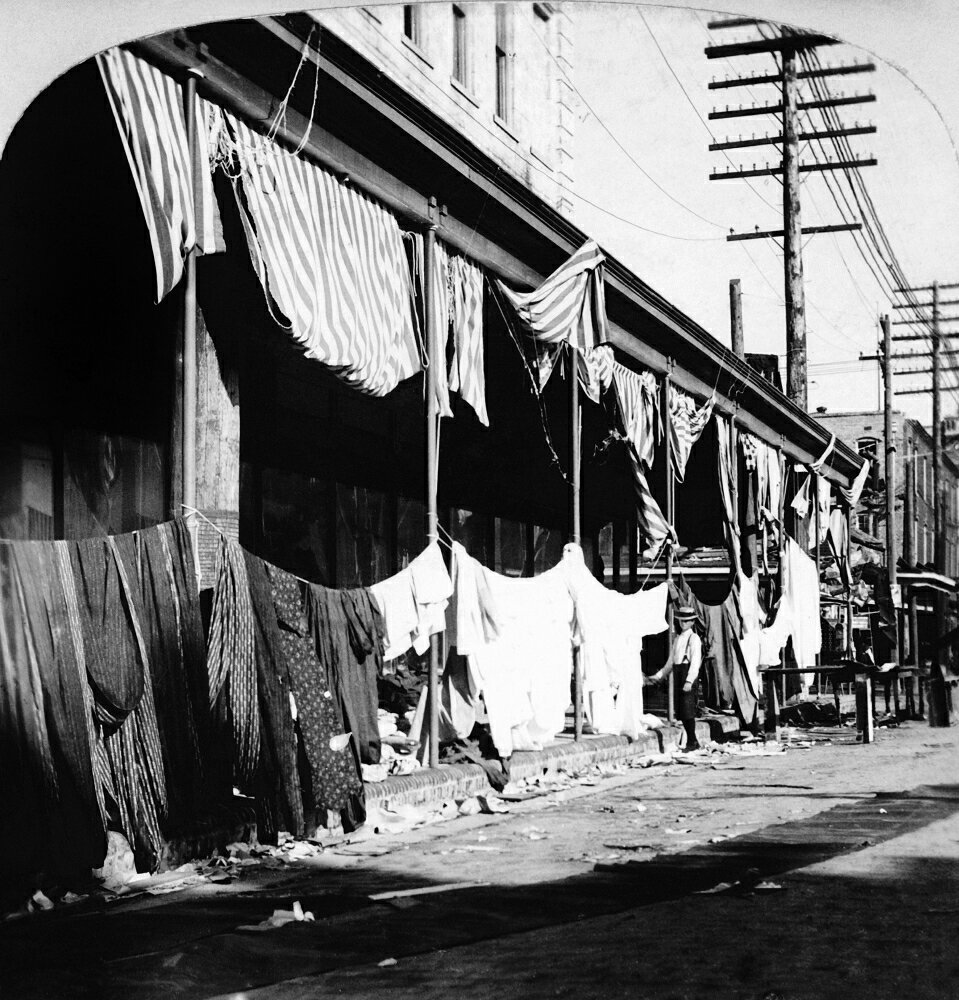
{"left": 891, "top": 278, "right": 959, "bottom": 727}
{"left": 730, "top": 278, "right": 745, "bottom": 357}
{"left": 882, "top": 314, "right": 899, "bottom": 662}
{"left": 781, "top": 37, "right": 805, "bottom": 408}
{"left": 707, "top": 22, "right": 875, "bottom": 410}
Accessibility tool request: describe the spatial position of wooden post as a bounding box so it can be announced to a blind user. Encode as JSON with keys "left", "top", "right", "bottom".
{"left": 782, "top": 37, "right": 807, "bottom": 409}
{"left": 730, "top": 278, "right": 745, "bottom": 358}
{"left": 570, "top": 345, "right": 583, "bottom": 740}
{"left": 663, "top": 366, "right": 675, "bottom": 727}
{"left": 882, "top": 314, "right": 901, "bottom": 713}
{"left": 813, "top": 470, "right": 822, "bottom": 697}
{"left": 930, "top": 283, "right": 950, "bottom": 726}
{"left": 424, "top": 206, "right": 441, "bottom": 767}
{"left": 182, "top": 74, "right": 198, "bottom": 528}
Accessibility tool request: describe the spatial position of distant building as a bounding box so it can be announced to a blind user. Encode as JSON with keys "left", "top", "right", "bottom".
{"left": 816, "top": 409, "right": 959, "bottom": 576}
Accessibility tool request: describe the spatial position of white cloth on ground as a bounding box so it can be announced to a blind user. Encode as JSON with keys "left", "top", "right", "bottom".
{"left": 370, "top": 542, "right": 453, "bottom": 660}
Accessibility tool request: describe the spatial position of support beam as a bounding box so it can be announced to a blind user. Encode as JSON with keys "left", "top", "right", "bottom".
{"left": 182, "top": 74, "right": 198, "bottom": 530}
{"left": 709, "top": 62, "right": 875, "bottom": 88}
{"left": 710, "top": 126, "right": 875, "bottom": 151}
{"left": 570, "top": 346, "right": 583, "bottom": 741}
{"left": 882, "top": 314, "right": 899, "bottom": 669}
{"left": 782, "top": 44, "right": 807, "bottom": 410}
{"left": 893, "top": 299, "right": 959, "bottom": 309}
{"left": 711, "top": 158, "right": 878, "bottom": 180}
{"left": 424, "top": 208, "right": 441, "bottom": 768}
{"left": 708, "top": 94, "right": 875, "bottom": 120}
{"left": 727, "top": 222, "right": 861, "bottom": 242}
{"left": 663, "top": 367, "right": 675, "bottom": 728}
{"left": 705, "top": 34, "right": 838, "bottom": 59}
{"left": 730, "top": 278, "right": 744, "bottom": 357}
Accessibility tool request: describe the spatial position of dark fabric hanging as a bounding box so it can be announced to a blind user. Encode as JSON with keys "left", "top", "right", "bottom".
{"left": 0, "top": 541, "right": 106, "bottom": 897}
{"left": 70, "top": 536, "right": 144, "bottom": 732}
{"left": 265, "top": 563, "right": 365, "bottom": 831}
{"left": 136, "top": 521, "right": 214, "bottom": 826}
{"left": 306, "top": 583, "right": 385, "bottom": 767}
{"left": 242, "top": 550, "right": 304, "bottom": 840}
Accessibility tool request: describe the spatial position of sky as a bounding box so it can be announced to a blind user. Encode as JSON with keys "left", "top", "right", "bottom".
{"left": 566, "top": 3, "right": 959, "bottom": 426}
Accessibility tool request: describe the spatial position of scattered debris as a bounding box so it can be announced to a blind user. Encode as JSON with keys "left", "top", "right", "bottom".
{"left": 238, "top": 900, "right": 315, "bottom": 931}
{"left": 369, "top": 882, "right": 489, "bottom": 902}
{"left": 378, "top": 958, "right": 398, "bottom": 967}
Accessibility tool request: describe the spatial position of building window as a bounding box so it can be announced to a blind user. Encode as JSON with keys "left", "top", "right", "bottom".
{"left": 856, "top": 513, "right": 874, "bottom": 537}
{"left": 452, "top": 4, "right": 469, "bottom": 86}
{"left": 403, "top": 4, "right": 421, "bottom": 46}
{"left": 494, "top": 4, "right": 512, "bottom": 123}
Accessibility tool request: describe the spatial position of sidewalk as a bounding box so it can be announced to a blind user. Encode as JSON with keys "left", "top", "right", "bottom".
{"left": 367, "top": 714, "right": 741, "bottom": 810}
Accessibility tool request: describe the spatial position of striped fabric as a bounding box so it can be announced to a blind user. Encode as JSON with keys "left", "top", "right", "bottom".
{"left": 716, "top": 416, "right": 742, "bottom": 575}
{"left": 668, "top": 386, "right": 715, "bottom": 483}
{"left": 97, "top": 47, "right": 223, "bottom": 303}
{"left": 225, "top": 112, "right": 421, "bottom": 397}
{"left": 579, "top": 345, "right": 614, "bottom": 404}
{"left": 447, "top": 251, "right": 488, "bottom": 425}
{"left": 612, "top": 363, "right": 660, "bottom": 466}
{"left": 612, "top": 363, "right": 675, "bottom": 557}
{"left": 496, "top": 239, "right": 609, "bottom": 351}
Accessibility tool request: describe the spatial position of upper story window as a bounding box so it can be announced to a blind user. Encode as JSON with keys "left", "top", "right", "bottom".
{"left": 494, "top": 4, "right": 512, "bottom": 123}
{"left": 403, "top": 4, "right": 422, "bottom": 47}
{"left": 452, "top": 4, "right": 469, "bottom": 87}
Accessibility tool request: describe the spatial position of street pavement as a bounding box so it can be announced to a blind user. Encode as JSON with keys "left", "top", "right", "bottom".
{"left": 3, "top": 717, "right": 957, "bottom": 1000}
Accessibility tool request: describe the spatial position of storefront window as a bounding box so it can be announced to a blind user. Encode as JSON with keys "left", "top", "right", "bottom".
{"left": 495, "top": 517, "right": 527, "bottom": 576}
{"left": 62, "top": 430, "right": 165, "bottom": 538}
{"left": 451, "top": 506, "right": 490, "bottom": 565}
{"left": 259, "top": 468, "right": 333, "bottom": 584}
{"left": 533, "top": 523, "right": 564, "bottom": 573}
{"left": 336, "top": 483, "right": 392, "bottom": 587}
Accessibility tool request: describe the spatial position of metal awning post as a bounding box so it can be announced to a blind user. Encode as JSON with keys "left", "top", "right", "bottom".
{"left": 424, "top": 202, "right": 441, "bottom": 769}
{"left": 570, "top": 345, "right": 583, "bottom": 740}
{"left": 813, "top": 470, "right": 822, "bottom": 693}
{"left": 663, "top": 365, "right": 675, "bottom": 727}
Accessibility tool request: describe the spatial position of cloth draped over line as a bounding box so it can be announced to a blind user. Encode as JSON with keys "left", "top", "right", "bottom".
{"left": 668, "top": 385, "right": 715, "bottom": 483}
{"left": 715, "top": 414, "right": 742, "bottom": 576}
{"left": 1, "top": 519, "right": 210, "bottom": 889}
{"left": 740, "top": 432, "right": 785, "bottom": 532}
{"left": 758, "top": 537, "right": 822, "bottom": 674}
{"left": 223, "top": 111, "right": 421, "bottom": 397}
{"left": 96, "top": 47, "right": 223, "bottom": 303}
{"left": 564, "top": 545, "right": 669, "bottom": 739}
{"left": 446, "top": 541, "right": 575, "bottom": 757}
{"left": 611, "top": 362, "right": 674, "bottom": 558}
{"left": 495, "top": 240, "right": 611, "bottom": 402}
{"left": 369, "top": 542, "right": 453, "bottom": 661}
{"left": 840, "top": 457, "right": 871, "bottom": 507}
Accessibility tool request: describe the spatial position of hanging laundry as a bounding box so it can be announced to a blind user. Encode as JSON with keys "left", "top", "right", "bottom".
{"left": 840, "top": 456, "right": 871, "bottom": 506}
{"left": 495, "top": 239, "right": 609, "bottom": 353}
{"left": 265, "top": 563, "right": 365, "bottom": 832}
{"left": 223, "top": 112, "right": 421, "bottom": 397}
{"left": 243, "top": 550, "right": 305, "bottom": 840}
{"left": 780, "top": 537, "right": 822, "bottom": 673}
{"left": 450, "top": 542, "right": 574, "bottom": 758}
{"left": 827, "top": 505, "right": 851, "bottom": 587}
{"left": 668, "top": 385, "right": 715, "bottom": 482}
{"left": 612, "top": 363, "right": 674, "bottom": 558}
{"left": 306, "top": 582, "right": 387, "bottom": 768}
{"left": 96, "top": 47, "right": 223, "bottom": 303}
{"left": 578, "top": 345, "right": 615, "bottom": 404}
{"left": 809, "top": 434, "right": 837, "bottom": 473}
{"left": 370, "top": 542, "right": 453, "bottom": 661}
{"left": 0, "top": 542, "right": 107, "bottom": 892}
{"left": 563, "top": 544, "right": 668, "bottom": 739}
{"left": 716, "top": 415, "right": 741, "bottom": 575}
{"left": 447, "top": 250, "right": 489, "bottom": 425}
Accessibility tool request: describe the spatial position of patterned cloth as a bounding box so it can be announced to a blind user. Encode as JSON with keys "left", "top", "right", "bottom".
{"left": 611, "top": 362, "right": 674, "bottom": 558}
{"left": 740, "top": 432, "right": 759, "bottom": 472}
{"left": 265, "top": 564, "right": 364, "bottom": 830}
{"left": 668, "top": 386, "right": 715, "bottom": 483}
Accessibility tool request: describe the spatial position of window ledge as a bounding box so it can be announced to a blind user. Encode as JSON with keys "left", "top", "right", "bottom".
{"left": 450, "top": 76, "right": 480, "bottom": 108}
{"left": 529, "top": 145, "right": 555, "bottom": 172}
{"left": 401, "top": 33, "right": 433, "bottom": 68}
{"left": 493, "top": 114, "right": 518, "bottom": 142}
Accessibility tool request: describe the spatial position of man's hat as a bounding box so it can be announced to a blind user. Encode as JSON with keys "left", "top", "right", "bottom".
{"left": 674, "top": 604, "right": 699, "bottom": 622}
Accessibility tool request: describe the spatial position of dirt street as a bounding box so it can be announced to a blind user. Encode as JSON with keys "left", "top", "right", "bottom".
{"left": 3, "top": 719, "right": 958, "bottom": 1000}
